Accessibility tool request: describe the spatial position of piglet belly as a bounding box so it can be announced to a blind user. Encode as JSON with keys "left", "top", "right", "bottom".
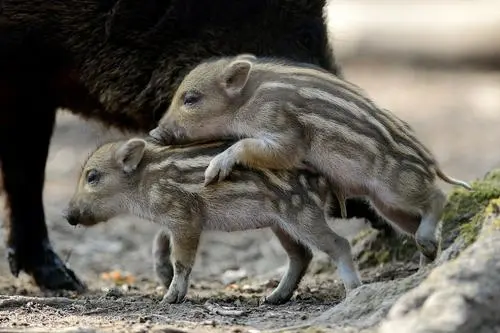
{"left": 308, "top": 153, "right": 371, "bottom": 196}
{"left": 203, "top": 200, "right": 278, "bottom": 232}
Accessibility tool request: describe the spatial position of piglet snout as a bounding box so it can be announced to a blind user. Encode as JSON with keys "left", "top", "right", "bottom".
{"left": 148, "top": 127, "right": 169, "bottom": 145}
{"left": 64, "top": 207, "right": 81, "bottom": 226}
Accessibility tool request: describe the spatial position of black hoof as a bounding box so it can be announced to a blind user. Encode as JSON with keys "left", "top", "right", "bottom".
{"left": 7, "top": 240, "right": 87, "bottom": 292}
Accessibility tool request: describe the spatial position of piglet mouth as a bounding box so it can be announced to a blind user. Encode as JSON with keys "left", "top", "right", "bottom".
{"left": 63, "top": 208, "right": 98, "bottom": 227}
{"left": 63, "top": 208, "right": 79, "bottom": 226}
{"left": 148, "top": 127, "right": 172, "bottom": 145}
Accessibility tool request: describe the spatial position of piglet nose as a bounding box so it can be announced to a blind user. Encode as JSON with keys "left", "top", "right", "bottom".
{"left": 148, "top": 127, "right": 165, "bottom": 144}
{"left": 63, "top": 208, "right": 80, "bottom": 226}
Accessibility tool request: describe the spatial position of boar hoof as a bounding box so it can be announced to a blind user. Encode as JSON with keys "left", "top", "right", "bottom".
{"left": 7, "top": 240, "right": 87, "bottom": 292}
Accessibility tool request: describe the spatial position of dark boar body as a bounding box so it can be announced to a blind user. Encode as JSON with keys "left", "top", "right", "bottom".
{"left": 0, "top": 0, "right": 388, "bottom": 291}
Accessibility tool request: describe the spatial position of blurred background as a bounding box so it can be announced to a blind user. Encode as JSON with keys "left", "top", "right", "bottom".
{"left": 0, "top": 0, "right": 499, "bottom": 291}
{"left": 325, "top": 0, "right": 500, "bottom": 184}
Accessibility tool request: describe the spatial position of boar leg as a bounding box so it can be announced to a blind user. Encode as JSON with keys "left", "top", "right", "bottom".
{"left": 153, "top": 229, "right": 174, "bottom": 289}
{"left": 347, "top": 198, "right": 396, "bottom": 236}
{"left": 160, "top": 227, "right": 201, "bottom": 304}
{"left": 324, "top": 197, "right": 396, "bottom": 237}
{"left": 263, "top": 227, "right": 313, "bottom": 305}
{"left": 0, "top": 79, "right": 86, "bottom": 292}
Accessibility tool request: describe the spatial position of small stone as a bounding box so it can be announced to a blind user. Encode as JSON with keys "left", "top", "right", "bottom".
{"left": 104, "top": 287, "right": 124, "bottom": 297}
{"left": 221, "top": 268, "right": 248, "bottom": 285}
{"left": 241, "top": 284, "right": 253, "bottom": 291}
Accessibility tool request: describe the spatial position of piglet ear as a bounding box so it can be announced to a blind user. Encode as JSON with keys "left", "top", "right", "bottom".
{"left": 235, "top": 53, "right": 257, "bottom": 61}
{"left": 221, "top": 59, "right": 252, "bottom": 98}
{"left": 115, "top": 138, "right": 146, "bottom": 173}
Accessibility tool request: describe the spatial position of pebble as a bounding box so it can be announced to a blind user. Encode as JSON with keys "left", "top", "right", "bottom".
{"left": 103, "top": 287, "right": 124, "bottom": 297}
{"left": 221, "top": 269, "right": 248, "bottom": 285}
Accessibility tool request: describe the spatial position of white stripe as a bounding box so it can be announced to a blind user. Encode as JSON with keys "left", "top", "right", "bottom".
{"left": 146, "top": 155, "right": 212, "bottom": 172}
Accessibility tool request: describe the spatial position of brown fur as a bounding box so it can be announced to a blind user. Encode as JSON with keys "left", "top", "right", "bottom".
{"left": 151, "top": 54, "right": 473, "bottom": 265}
{"left": 64, "top": 138, "right": 393, "bottom": 304}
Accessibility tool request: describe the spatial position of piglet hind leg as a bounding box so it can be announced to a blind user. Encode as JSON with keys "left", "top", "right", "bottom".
{"left": 160, "top": 227, "right": 201, "bottom": 305}
{"left": 370, "top": 198, "right": 440, "bottom": 267}
{"left": 415, "top": 188, "right": 447, "bottom": 263}
{"left": 152, "top": 229, "right": 174, "bottom": 289}
{"left": 292, "top": 216, "right": 362, "bottom": 294}
{"left": 262, "top": 227, "right": 313, "bottom": 305}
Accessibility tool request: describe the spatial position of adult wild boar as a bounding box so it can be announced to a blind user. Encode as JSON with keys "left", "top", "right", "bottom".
{"left": 0, "top": 0, "right": 387, "bottom": 291}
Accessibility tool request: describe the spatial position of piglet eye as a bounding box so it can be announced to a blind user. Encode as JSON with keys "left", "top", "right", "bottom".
{"left": 183, "top": 91, "right": 201, "bottom": 106}
{"left": 86, "top": 169, "right": 100, "bottom": 185}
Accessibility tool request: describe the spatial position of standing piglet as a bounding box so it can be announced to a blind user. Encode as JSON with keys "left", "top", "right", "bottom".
{"left": 149, "top": 54, "right": 472, "bottom": 264}
{"left": 64, "top": 138, "right": 386, "bottom": 304}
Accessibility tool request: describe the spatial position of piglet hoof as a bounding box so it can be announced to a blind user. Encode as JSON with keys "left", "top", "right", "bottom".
{"left": 345, "top": 280, "right": 363, "bottom": 292}
{"left": 7, "top": 241, "right": 87, "bottom": 293}
{"left": 342, "top": 286, "right": 359, "bottom": 300}
{"left": 339, "top": 271, "right": 362, "bottom": 296}
{"left": 415, "top": 238, "right": 438, "bottom": 262}
{"left": 261, "top": 292, "right": 292, "bottom": 305}
{"left": 343, "top": 284, "right": 361, "bottom": 299}
{"left": 160, "top": 287, "right": 187, "bottom": 304}
{"left": 203, "top": 152, "right": 235, "bottom": 186}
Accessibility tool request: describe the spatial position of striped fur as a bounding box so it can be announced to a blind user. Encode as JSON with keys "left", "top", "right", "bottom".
{"left": 65, "top": 138, "right": 381, "bottom": 304}
{"left": 151, "top": 54, "right": 473, "bottom": 265}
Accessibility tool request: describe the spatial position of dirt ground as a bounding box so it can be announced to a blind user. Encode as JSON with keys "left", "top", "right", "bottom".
{"left": 0, "top": 61, "right": 499, "bottom": 333}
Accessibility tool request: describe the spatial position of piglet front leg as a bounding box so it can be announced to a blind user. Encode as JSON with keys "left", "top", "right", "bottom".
{"left": 204, "top": 148, "right": 238, "bottom": 185}
{"left": 204, "top": 137, "right": 306, "bottom": 185}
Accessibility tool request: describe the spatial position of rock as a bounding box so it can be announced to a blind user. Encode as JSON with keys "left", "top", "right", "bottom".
{"left": 378, "top": 198, "right": 500, "bottom": 333}
{"left": 350, "top": 170, "right": 500, "bottom": 271}
{"left": 441, "top": 169, "right": 500, "bottom": 250}
{"left": 351, "top": 228, "right": 420, "bottom": 270}
{"left": 299, "top": 169, "right": 500, "bottom": 333}
{"left": 314, "top": 270, "right": 427, "bottom": 329}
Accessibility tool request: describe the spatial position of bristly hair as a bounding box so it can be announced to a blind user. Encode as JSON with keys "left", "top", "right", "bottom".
{"left": 196, "top": 54, "right": 336, "bottom": 77}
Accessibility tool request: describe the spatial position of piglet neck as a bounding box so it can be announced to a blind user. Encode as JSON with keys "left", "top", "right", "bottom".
{"left": 122, "top": 190, "right": 155, "bottom": 221}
